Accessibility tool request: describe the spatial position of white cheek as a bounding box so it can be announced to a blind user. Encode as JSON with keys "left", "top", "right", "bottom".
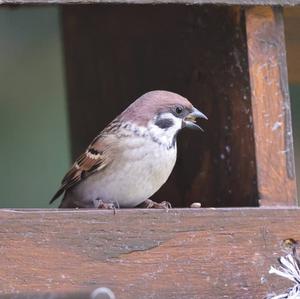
{"left": 148, "top": 113, "right": 182, "bottom": 147}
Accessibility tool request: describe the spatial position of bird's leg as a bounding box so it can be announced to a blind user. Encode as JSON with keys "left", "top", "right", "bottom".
{"left": 137, "top": 199, "right": 172, "bottom": 209}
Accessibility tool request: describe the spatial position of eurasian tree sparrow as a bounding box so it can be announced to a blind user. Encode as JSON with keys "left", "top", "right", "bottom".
{"left": 50, "top": 90, "right": 207, "bottom": 209}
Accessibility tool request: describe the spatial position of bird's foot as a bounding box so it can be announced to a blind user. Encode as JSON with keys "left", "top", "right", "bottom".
{"left": 137, "top": 199, "right": 172, "bottom": 209}
{"left": 97, "top": 199, "right": 118, "bottom": 214}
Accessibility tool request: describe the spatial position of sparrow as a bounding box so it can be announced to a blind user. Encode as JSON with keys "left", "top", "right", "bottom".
{"left": 50, "top": 90, "right": 207, "bottom": 209}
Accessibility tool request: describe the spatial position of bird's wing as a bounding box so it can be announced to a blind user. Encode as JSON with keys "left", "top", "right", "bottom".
{"left": 50, "top": 135, "right": 110, "bottom": 203}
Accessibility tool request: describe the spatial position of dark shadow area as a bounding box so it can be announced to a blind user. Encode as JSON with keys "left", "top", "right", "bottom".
{"left": 62, "top": 4, "right": 258, "bottom": 207}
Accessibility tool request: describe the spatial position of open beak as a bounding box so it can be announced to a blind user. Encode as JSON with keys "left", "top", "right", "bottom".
{"left": 183, "top": 107, "right": 208, "bottom": 131}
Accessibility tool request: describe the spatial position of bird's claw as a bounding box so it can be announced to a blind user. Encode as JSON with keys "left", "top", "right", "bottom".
{"left": 97, "top": 200, "right": 118, "bottom": 214}
{"left": 137, "top": 199, "right": 172, "bottom": 210}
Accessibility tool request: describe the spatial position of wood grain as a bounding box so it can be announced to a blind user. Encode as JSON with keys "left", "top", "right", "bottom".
{"left": 0, "top": 294, "right": 88, "bottom": 299}
{"left": 246, "top": 6, "right": 297, "bottom": 206}
{"left": 1, "top": 0, "right": 300, "bottom": 5}
{"left": 1, "top": 208, "right": 300, "bottom": 298}
{"left": 62, "top": 5, "right": 257, "bottom": 208}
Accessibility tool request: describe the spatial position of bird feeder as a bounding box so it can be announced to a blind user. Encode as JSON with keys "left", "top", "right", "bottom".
{"left": 0, "top": 0, "right": 299, "bottom": 298}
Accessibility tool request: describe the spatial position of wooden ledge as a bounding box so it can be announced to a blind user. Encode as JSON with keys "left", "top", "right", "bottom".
{"left": 1, "top": 208, "right": 300, "bottom": 298}
{"left": 0, "top": 0, "right": 300, "bottom": 5}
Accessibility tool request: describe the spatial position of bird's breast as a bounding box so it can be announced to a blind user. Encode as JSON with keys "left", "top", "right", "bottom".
{"left": 83, "top": 136, "right": 177, "bottom": 207}
{"left": 116, "top": 135, "right": 177, "bottom": 188}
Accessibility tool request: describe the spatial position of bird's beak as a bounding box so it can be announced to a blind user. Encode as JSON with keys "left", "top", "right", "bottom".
{"left": 183, "top": 107, "right": 208, "bottom": 131}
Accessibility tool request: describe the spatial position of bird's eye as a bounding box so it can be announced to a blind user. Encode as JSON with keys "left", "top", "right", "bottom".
{"left": 175, "top": 106, "right": 183, "bottom": 115}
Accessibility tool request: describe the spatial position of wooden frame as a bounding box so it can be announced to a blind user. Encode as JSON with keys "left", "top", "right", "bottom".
{"left": 0, "top": 1, "right": 298, "bottom": 298}
{"left": 1, "top": 208, "right": 300, "bottom": 298}
{"left": 1, "top": 0, "right": 300, "bottom": 5}
{"left": 246, "top": 6, "right": 297, "bottom": 206}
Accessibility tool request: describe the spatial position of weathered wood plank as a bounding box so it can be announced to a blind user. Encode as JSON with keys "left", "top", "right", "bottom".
{"left": 0, "top": 294, "right": 87, "bottom": 299}
{"left": 246, "top": 6, "right": 297, "bottom": 206}
{"left": 1, "top": 0, "right": 300, "bottom": 5}
{"left": 1, "top": 208, "right": 300, "bottom": 298}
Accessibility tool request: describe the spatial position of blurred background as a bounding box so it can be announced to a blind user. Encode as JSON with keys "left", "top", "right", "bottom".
{"left": 0, "top": 6, "right": 299, "bottom": 208}
{"left": 0, "top": 7, "right": 69, "bottom": 207}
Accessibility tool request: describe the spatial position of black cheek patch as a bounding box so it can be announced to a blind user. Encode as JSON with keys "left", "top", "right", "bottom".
{"left": 155, "top": 118, "right": 174, "bottom": 129}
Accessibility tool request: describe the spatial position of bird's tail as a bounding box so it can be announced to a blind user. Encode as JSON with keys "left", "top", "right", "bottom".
{"left": 49, "top": 186, "right": 65, "bottom": 204}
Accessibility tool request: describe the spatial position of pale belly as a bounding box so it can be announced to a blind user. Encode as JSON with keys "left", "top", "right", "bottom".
{"left": 69, "top": 140, "right": 177, "bottom": 207}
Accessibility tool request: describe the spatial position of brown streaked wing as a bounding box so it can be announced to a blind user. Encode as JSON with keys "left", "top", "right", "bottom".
{"left": 50, "top": 143, "right": 107, "bottom": 204}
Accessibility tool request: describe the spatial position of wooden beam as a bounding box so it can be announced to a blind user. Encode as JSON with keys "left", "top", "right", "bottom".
{"left": 0, "top": 294, "right": 87, "bottom": 299}
{"left": 1, "top": 0, "right": 300, "bottom": 5}
{"left": 246, "top": 7, "right": 297, "bottom": 206}
{"left": 1, "top": 208, "right": 300, "bottom": 298}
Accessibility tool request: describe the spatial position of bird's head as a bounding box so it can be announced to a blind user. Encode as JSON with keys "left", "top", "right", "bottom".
{"left": 119, "top": 90, "right": 207, "bottom": 147}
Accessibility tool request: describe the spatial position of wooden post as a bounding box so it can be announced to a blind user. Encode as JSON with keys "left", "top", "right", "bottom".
{"left": 246, "top": 6, "right": 297, "bottom": 206}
